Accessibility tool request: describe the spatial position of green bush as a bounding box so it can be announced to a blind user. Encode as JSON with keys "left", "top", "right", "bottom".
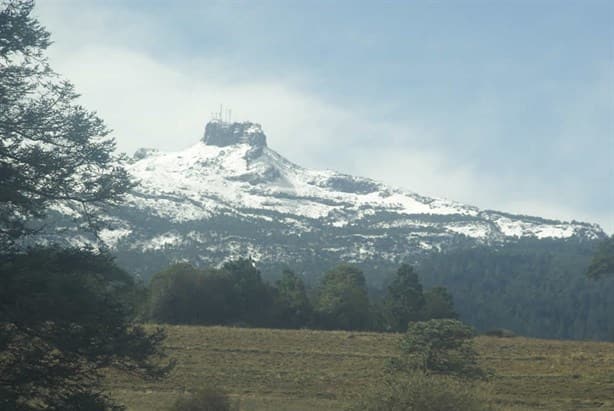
{"left": 349, "top": 372, "right": 489, "bottom": 411}
{"left": 389, "top": 319, "right": 486, "bottom": 379}
{"left": 171, "top": 387, "right": 238, "bottom": 411}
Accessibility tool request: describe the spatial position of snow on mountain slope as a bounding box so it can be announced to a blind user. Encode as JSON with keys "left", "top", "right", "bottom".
{"left": 119, "top": 121, "right": 599, "bottom": 237}
{"left": 128, "top": 139, "right": 473, "bottom": 224}
{"left": 53, "top": 120, "right": 604, "bottom": 275}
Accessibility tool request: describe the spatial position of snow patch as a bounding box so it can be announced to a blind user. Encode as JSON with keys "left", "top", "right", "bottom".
{"left": 98, "top": 228, "right": 132, "bottom": 247}
{"left": 140, "top": 232, "right": 183, "bottom": 250}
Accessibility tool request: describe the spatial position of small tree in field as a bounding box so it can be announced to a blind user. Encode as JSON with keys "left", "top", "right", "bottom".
{"left": 390, "top": 319, "right": 486, "bottom": 380}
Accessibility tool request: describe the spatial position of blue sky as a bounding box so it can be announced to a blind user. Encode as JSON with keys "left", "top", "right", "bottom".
{"left": 36, "top": 0, "right": 613, "bottom": 232}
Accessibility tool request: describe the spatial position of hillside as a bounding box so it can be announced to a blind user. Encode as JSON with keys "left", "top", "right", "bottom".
{"left": 105, "top": 325, "right": 614, "bottom": 411}
{"left": 44, "top": 120, "right": 605, "bottom": 279}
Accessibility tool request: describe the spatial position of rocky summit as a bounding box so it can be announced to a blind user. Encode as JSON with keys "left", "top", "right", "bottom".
{"left": 203, "top": 120, "right": 267, "bottom": 149}
{"left": 46, "top": 120, "right": 605, "bottom": 278}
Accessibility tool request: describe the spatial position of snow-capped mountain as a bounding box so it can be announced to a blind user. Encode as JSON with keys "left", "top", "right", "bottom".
{"left": 65, "top": 120, "right": 602, "bottom": 277}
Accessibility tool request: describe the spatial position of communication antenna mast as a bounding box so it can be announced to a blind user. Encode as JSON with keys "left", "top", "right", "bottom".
{"left": 210, "top": 105, "right": 232, "bottom": 122}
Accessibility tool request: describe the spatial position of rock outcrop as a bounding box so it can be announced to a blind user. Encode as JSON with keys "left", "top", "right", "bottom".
{"left": 202, "top": 121, "right": 267, "bottom": 148}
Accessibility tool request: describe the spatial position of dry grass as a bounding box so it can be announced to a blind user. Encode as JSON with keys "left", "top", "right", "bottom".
{"left": 105, "top": 325, "right": 614, "bottom": 411}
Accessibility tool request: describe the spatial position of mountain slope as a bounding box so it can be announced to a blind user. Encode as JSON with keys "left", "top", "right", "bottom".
{"left": 49, "top": 120, "right": 605, "bottom": 277}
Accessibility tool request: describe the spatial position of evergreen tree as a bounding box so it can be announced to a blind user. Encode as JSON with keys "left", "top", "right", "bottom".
{"left": 0, "top": 248, "right": 171, "bottom": 410}
{"left": 418, "top": 239, "right": 614, "bottom": 340}
{"left": 148, "top": 263, "right": 240, "bottom": 326}
{"left": 587, "top": 236, "right": 614, "bottom": 279}
{"left": 148, "top": 263, "right": 207, "bottom": 324}
{"left": 315, "top": 264, "right": 370, "bottom": 330}
{"left": 422, "top": 287, "right": 458, "bottom": 320}
{"left": 0, "top": 0, "right": 133, "bottom": 249}
{"left": 273, "top": 269, "right": 312, "bottom": 328}
{"left": 222, "top": 258, "right": 274, "bottom": 325}
{"left": 384, "top": 264, "right": 425, "bottom": 331}
{"left": 0, "top": 2, "right": 169, "bottom": 408}
{"left": 391, "top": 319, "right": 485, "bottom": 379}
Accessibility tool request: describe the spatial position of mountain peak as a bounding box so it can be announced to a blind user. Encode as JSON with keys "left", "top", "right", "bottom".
{"left": 202, "top": 120, "right": 267, "bottom": 148}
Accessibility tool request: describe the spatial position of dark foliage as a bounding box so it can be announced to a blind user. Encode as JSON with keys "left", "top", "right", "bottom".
{"left": 222, "top": 259, "right": 275, "bottom": 325}
{"left": 0, "top": 247, "right": 172, "bottom": 410}
{"left": 586, "top": 235, "right": 614, "bottom": 279}
{"left": 148, "top": 259, "right": 279, "bottom": 327}
{"left": 0, "top": 0, "right": 133, "bottom": 249}
{"left": 272, "top": 269, "right": 313, "bottom": 328}
{"left": 146, "top": 260, "right": 460, "bottom": 332}
{"left": 384, "top": 264, "right": 425, "bottom": 331}
{"left": 171, "top": 387, "right": 238, "bottom": 411}
{"left": 419, "top": 240, "right": 614, "bottom": 340}
{"left": 422, "top": 287, "right": 457, "bottom": 320}
{"left": 314, "top": 264, "right": 371, "bottom": 330}
{"left": 389, "top": 319, "right": 486, "bottom": 380}
{"left": 0, "top": 3, "right": 169, "bottom": 408}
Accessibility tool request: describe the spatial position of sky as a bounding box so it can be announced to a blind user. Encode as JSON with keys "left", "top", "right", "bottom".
{"left": 35, "top": 0, "right": 613, "bottom": 232}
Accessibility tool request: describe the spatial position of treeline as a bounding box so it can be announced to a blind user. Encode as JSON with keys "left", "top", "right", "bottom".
{"left": 144, "top": 238, "right": 614, "bottom": 340}
{"left": 146, "top": 260, "right": 457, "bottom": 331}
{"left": 418, "top": 240, "right": 614, "bottom": 340}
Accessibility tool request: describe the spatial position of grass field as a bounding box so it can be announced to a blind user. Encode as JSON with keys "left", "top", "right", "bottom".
{"left": 105, "top": 325, "right": 614, "bottom": 410}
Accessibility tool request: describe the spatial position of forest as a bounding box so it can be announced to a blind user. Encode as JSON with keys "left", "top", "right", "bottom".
{"left": 145, "top": 260, "right": 457, "bottom": 332}
{"left": 142, "top": 246, "right": 614, "bottom": 341}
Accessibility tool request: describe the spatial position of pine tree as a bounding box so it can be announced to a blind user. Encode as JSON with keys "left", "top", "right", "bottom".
{"left": 0, "top": 0, "right": 133, "bottom": 249}
{"left": 422, "top": 286, "right": 458, "bottom": 320}
{"left": 0, "top": 2, "right": 170, "bottom": 409}
{"left": 315, "top": 264, "right": 370, "bottom": 330}
{"left": 384, "top": 264, "right": 425, "bottom": 331}
{"left": 274, "top": 269, "right": 313, "bottom": 328}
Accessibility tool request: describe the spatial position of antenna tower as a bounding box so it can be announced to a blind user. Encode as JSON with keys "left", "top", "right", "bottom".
{"left": 210, "top": 105, "right": 232, "bottom": 122}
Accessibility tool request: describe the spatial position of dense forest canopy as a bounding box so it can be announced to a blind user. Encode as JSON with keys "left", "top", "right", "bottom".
{"left": 131, "top": 234, "right": 614, "bottom": 340}
{"left": 145, "top": 259, "right": 458, "bottom": 332}
{"left": 142, "top": 241, "right": 614, "bottom": 341}
{"left": 417, "top": 239, "right": 614, "bottom": 340}
{"left": 586, "top": 235, "right": 614, "bottom": 279}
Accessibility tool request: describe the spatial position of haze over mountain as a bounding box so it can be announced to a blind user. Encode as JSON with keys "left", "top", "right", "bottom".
{"left": 46, "top": 120, "right": 604, "bottom": 278}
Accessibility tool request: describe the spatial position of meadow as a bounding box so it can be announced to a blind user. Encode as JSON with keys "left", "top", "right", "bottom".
{"left": 106, "top": 325, "right": 614, "bottom": 411}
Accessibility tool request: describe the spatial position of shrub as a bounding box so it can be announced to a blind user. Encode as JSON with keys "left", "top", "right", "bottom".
{"left": 389, "top": 319, "right": 486, "bottom": 379}
{"left": 349, "top": 372, "right": 489, "bottom": 411}
{"left": 171, "top": 387, "right": 238, "bottom": 411}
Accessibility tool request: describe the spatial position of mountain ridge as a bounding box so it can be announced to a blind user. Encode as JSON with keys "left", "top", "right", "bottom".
{"left": 46, "top": 120, "right": 605, "bottom": 277}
